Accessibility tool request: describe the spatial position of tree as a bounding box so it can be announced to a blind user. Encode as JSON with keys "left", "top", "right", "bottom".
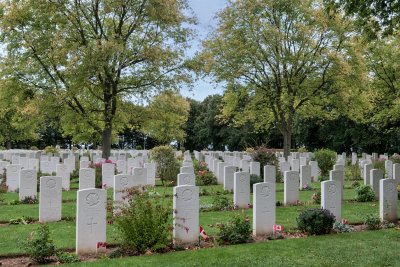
{"left": 201, "top": 0, "right": 355, "bottom": 157}
{"left": 0, "top": 0, "right": 194, "bottom": 158}
{"left": 325, "top": 0, "right": 400, "bottom": 38}
{"left": 143, "top": 90, "right": 189, "bottom": 145}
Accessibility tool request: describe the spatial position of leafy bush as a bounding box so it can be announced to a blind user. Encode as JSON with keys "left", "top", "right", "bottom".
{"left": 20, "top": 196, "right": 38, "bottom": 204}
{"left": 18, "top": 224, "right": 56, "bottom": 263}
{"left": 390, "top": 154, "right": 400, "bottom": 164}
{"left": 347, "top": 164, "right": 361, "bottom": 180}
{"left": 351, "top": 180, "right": 360, "bottom": 188}
{"left": 30, "top": 146, "right": 38, "bottom": 150}
{"left": 363, "top": 214, "right": 381, "bottom": 230}
{"left": 194, "top": 160, "right": 208, "bottom": 173}
{"left": 114, "top": 186, "right": 171, "bottom": 253}
{"left": 312, "top": 192, "right": 321, "bottom": 204}
{"left": 333, "top": 221, "right": 353, "bottom": 233}
{"left": 136, "top": 145, "right": 143, "bottom": 150}
{"left": 373, "top": 158, "right": 386, "bottom": 173}
{"left": 9, "top": 216, "right": 34, "bottom": 225}
{"left": 56, "top": 251, "right": 80, "bottom": 263}
{"left": 89, "top": 162, "right": 104, "bottom": 188}
{"left": 217, "top": 212, "right": 252, "bottom": 244}
{"left": 150, "top": 146, "right": 180, "bottom": 186}
{"left": 297, "top": 208, "right": 335, "bottom": 235}
{"left": 196, "top": 170, "right": 218, "bottom": 186}
{"left": 212, "top": 194, "right": 234, "bottom": 211}
{"left": 310, "top": 149, "right": 336, "bottom": 177}
{"left": 355, "top": 185, "right": 375, "bottom": 202}
{"left": 250, "top": 145, "right": 277, "bottom": 178}
{"left": 44, "top": 146, "right": 59, "bottom": 154}
{"left": 298, "top": 147, "right": 308, "bottom": 153}
{"left": 250, "top": 174, "right": 263, "bottom": 192}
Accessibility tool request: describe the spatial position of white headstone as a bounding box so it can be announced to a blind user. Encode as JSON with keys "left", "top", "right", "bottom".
{"left": 240, "top": 160, "right": 250, "bottom": 173}
{"left": 371, "top": 169, "right": 383, "bottom": 200}
{"left": 19, "top": 157, "right": 29, "bottom": 170}
{"left": 113, "top": 174, "right": 134, "bottom": 209}
{"left": 253, "top": 182, "right": 275, "bottom": 236}
{"left": 177, "top": 173, "right": 196, "bottom": 186}
{"left": 80, "top": 160, "right": 90, "bottom": 169}
{"left": 40, "top": 161, "right": 53, "bottom": 175}
{"left": 19, "top": 169, "right": 37, "bottom": 200}
{"left": 300, "top": 165, "right": 312, "bottom": 189}
{"left": 379, "top": 179, "right": 398, "bottom": 222}
{"left": 116, "top": 160, "right": 127, "bottom": 174}
{"left": 29, "top": 158, "right": 39, "bottom": 171}
{"left": 333, "top": 164, "right": 344, "bottom": 172}
{"left": 385, "top": 160, "right": 393, "bottom": 179}
{"left": 180, "top": 166, "right": 194, "bottom": 174}
{"left": 79, "top": 168, "right": 95, "bottom": 190}
{"left": 173, "top": 185, "right": 199, "bottom": 244}
{"left": 234, "top": 172, "right": 250, "bottom": 208}
{"left": 224, "top": 166, "right": 236, "bottom": 192}
{"left": 56, "top": 164, "right": 70, "bottom": 190}
{"left": 217, "top": 162, "right": 228, "bottom": 184}
{"left": 264, "top": 165, "right": 276, "bottom": 183}
{"left": 39, "top": 176, "right": 62, "bottom": 222}
{"left": 144, "top": 162, "right": 156, "bottom": 186}
{"left": 300, "top": 157, "right": 307, "bottom": 166}
{"left": 102, "top": 163, "right": 115, "bottom": 188}
{"left": 249, "top": 162, "right": 261, "bottom": 176}
{"left": 321, "top": 180, "right": 341, "bottom": 221}
{"left": 291, "top": 159, "right": 300, "bottom": 172}
{"left": 132, "top": 167, "right": 147, "bottom": 186}
{"left": 352, "top": 153, "right": 357, "bottom": 165}
{"left": 330, "top": 170, "right": 344, "bottom": 200}
{"left": 364, "top": 163, "right": 373, "bottom": 185}
{"left": 284, "top": 171, "right": 299, "bottom": 205}
{"left": 76, "top": 188, "right": 107, "bottom": 255}
{"left": 309, "top": 161, "right": 320, "bottom": 182}
{"left": 6, "top": 164, "right": 21, "bottom": 192}
{"left": 393, "top": 163, "right": 400, "bottom": 185}
{"left": 279, "top": 161, "right": 290, "bottom": 173}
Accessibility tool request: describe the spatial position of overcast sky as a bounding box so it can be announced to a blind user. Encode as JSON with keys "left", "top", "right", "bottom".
{"left": 180, "top": 0, "right": 228, "bottom": 101}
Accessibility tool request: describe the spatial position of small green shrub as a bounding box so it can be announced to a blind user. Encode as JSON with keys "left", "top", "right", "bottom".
{"left": 355, "top": 185, "right": 375, "bottom": 202}
{"left": 347, "top": 164, "right": 362, "bottom": 180}
{"left": 114, "top": 186, "right": 171, "bottom": 254}
{"left": 312, "top": 192, "right": 321, "bottom": 204}
{"left": 44, "top": 146, "right": 59, "bottom": 154}
{"left": 212, "top": 194, "right": 234, "bottom": 211}
{"left": 363, "top": 214, "right": 381, "bottom": 230}
{"left": 30, "top": 146, "right": 38, "bottom": 150}
{"left": 136, "top": 145, "right": 143, "bottom": 150}
{"left": 310, "top": 149, "right": 336, "bottom": 177}
{"left": 20, "top": 196, "right": 38, "bottom": 204}
{"left": 372, "top": 158, "right": 386, "bottom": 173}
{"left": 70, "top": 169, "right": 79, "bottom": 180}
{"left": 18, "top": 224, "right": 56, "bottom": 263}
{"left": 250, "top": 174, "right": 263, "bottom": 192}
{"left": 56, "top": 251, "right": 80, "bottom": 263}
{"left": 150, "top": 146, "right": 180, "bottom": 186}
{"left": 297, "top": 208, "right": 335, "bottom": 235}
{"left": 390, "top": 154, "right": 400, "bottom": 164}
{"left": 9, "top": 216, "right": 34, "bottom": 225}
{"left": 217, "top": 212, "right": 252, "bottom": 244}
{"left": 250, "top": 145, "right": 277, "bottom": 179}
{"left": 333, "top": 221, "right": 353, "bottom": 233}
{"left": 196, "top": 170, "right": 218, "bottom": 186}
{"left": 351, "top": 180, "right": 361, "bottom": 188}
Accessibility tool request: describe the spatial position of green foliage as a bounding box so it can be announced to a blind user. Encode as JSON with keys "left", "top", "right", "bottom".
{"left": 20, "top": 196, "right": 38, "bottom": 205}
{"left": 135, "top": 145, "right": 143, "bottom": 150}
{"left": 18, "top": 224, "right": 56, "bottom": 263}
{"left": 44, "top": 146, "right": 59, "bottom": 154}
{"left": 196, "top": 170, "right": 218, "bottom": 186}
{"left": 347, "top": 164, "right": 362, "bottom": 180}
{"left": 351, "top": 180, "right": 361, "bottom": 188}
{"left": 114, "top": 186, "right": 171, "bottom": 254}
{"left": 194, "top": 160, "right": 208, "bottom": 173}
{"left": 363, "top": 214, "right": 381, "bottom": 230}
{"left": 9, "top": 216, "right": 34, "bottom": 225}
{"left": 89, "top": 162, "right": 104, "bottom": 188}
{"left": 373, "top": 158, "right": 386, "bottom": 172}
{"left": 30, "top": 146, "right": 38, "bottom": 150}
{"left": 70, "top": 169, "right": 79, "bottom": 180}
{"left": 333, "top": 221, "right": 353, "bottom": 233}
{"left": 312, "top": 192, "right": 321, "bottom": 204}
{"left": 390, "top": 154, "right": 400, "bottom": 164}
{"left": 56, "top": 251, "right": 80, "bottom": 264}
{"left": 355, "top": 185, "right": 375, "bottom": 202}
{"left": 250, "top": 145, "right": 277, "bottom": 178}
{"left": 212, "top": 194, "right": 234, "bottom": 211}
{"left": 217, "top": 213, "right": 252, "bottom": 244}
{"left": 311, "top": 149, "right": 336, "bottom": 177}
{"left": 250, "top": 174, "right": 263, "bottom": 192}
{"left": 150, "top": 146, "right": 180, "bottom": 186}
{"left": 297, "top": 208, "right": 335, "bottom": 235}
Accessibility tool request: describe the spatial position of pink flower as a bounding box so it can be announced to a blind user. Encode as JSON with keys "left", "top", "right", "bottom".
{"left": 312, "top": 193, "right": 316, "bottom": 199}
{"left": 242, "top": 209, "right": 245, "bottom": 214}
{"left": 122, "top": 196, "right": 126, "bottom": 200}
{"left": 245, "top": 219, "right": 250, "bottom": 222}
{"left": 216, "top": 223, "right": 220, "bottom": 226}
{"left": 227, "top": 221, "right": 231, "bottom": 225}
{"left": 30, "top": 231, "right": 34, "bottom": 237}
{"left": 103, "top": 183, "right": 107, "bottom": 187}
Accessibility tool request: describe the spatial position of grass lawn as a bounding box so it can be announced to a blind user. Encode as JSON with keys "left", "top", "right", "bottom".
{"left": 70, "top": 229, "right": 400, "bottom": 266}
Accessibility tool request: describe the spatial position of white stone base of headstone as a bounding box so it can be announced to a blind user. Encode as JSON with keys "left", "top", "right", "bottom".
{"left": 253, "top": 182, "right": 275, "bottom": 236}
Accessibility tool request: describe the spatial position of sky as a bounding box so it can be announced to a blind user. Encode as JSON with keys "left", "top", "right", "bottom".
{"left": 180, "top": 0, "right": 228, "bottom": 101}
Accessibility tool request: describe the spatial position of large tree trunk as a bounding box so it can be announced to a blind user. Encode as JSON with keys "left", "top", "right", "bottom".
{"left": 283, "top": 130, "right": 291, "bottom": 159}
{"left": 6, "top": 140, "right": 11, "bottom": 150}
{"left": 102, "top": 126, "right": 112, "bottom": 159}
